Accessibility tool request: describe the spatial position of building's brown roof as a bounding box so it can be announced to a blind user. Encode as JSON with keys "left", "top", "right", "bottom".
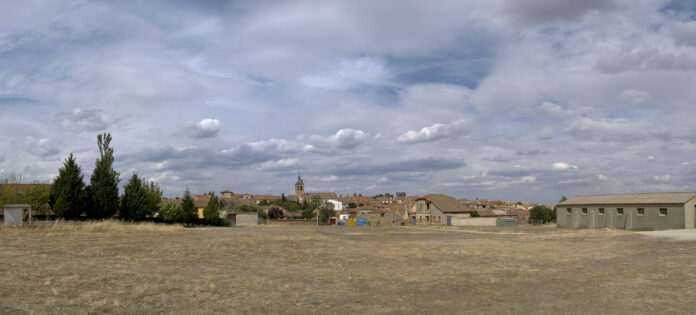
{"left": 305, "top": 192, "right": 338, "bottom": 200}
{"left": 0, "top": 184, "right": 51, "bottom": 196}
{"left": 423, "top": 194, "right": 470, "bottom": 213}
{"left": 559, "top": 192, "right": 696, "bottom": 206}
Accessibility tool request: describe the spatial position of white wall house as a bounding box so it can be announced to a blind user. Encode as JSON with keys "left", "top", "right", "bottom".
{"left": 327, "top": 199, "right": 343, "bottom": 211}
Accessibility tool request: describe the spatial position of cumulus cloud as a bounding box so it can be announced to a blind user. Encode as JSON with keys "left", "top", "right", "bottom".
{"left": 552, "top": 162, "right": 578, "bottom": 171}
{"left": 187, "top": 118, "right": 220, "bottom": 139}
{"left": 397, "top": 119, "right": 469, "bottom": 144}
{"left": 597, "top": 174, "right": 608, "bottom": 181}
{"left": 535, "top": 101, "right": 569, "bottom": 118}
{"left": 309, "top": 128, "right": 369, "bottom": 151}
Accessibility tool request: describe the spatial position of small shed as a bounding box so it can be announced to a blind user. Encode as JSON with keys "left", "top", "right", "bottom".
{"left": 496, "top": 217, "right": 516, "bottom": 227}
{"left": 235, "top": 212, "right": 260, "bottom": 226}
{"left": 4, "top": 204, "right": 31, "bottom": 226}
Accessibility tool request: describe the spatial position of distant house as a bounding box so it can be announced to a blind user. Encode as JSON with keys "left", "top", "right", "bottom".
{"left": 326, "top": 199, "right": 343, "bottom": 211}
{"left": 409, "top": 194, "right": 472, "bottom": 225}
{"left": 220, "top": 190, "right": 234, "bottom": 198}
{"left": 557, "top": 192, "right": 696, "bottom": 230}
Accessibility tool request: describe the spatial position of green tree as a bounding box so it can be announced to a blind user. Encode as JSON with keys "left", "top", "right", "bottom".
{"left": 49, "top": 154, "right": 87, "bottom": 219}
{"left": 143, "top": 181, "right": 163, "bottom": 217}
{"left": 470, "top": 210, "right": 480, "bottom": 217}
{"left": 0, "top": 184, "right": 17, "bottom": 211}
{"left": 268, "top": 206, "right": 284, "bottom": 219}
{"left": 22, "top": 185, "right": 50, "bottom": 218}
{"left": 159, "top": 202, "right": 186, "bottom": 222}
{"left": 348, "top": 202, "right": 357, "bottom": 209}
{"left": 87, "top": 133, "right": 120, "bottom": 219}
{"left": 181, "top": 187, "right": 196, "bottom": 221}
{"left": 120, "top": 173, "right": 150, "bottom": 221}
{"left": 203, "top": 192, "right": 220, "bottom": 224}
{"left": 317, "top": 202, "right": 334, "bottom": 224}
{"left": 529, "top": 205, "right": 554, "bottom": 223}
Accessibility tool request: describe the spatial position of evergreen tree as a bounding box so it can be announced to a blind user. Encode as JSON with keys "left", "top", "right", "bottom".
{"left": 120, "top": 173, "right": 150, "bottom": 221}
{"left": 203, "top": 192, "right": 220, "bottom": 224}
{"left": 87, "top": 133, "right": 120, "bottom": 219}
{"left": 143, "top": 180, "right": 163, "bottom": 216}
{"left": 49, "top": 154, "right": 87, "bottom": 219}
{"left": 181, "top": 187, "right": 196, "bottom": 221}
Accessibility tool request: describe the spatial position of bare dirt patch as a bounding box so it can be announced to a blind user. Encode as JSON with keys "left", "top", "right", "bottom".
{"left": 1, "top": 223, "right": 696, "bottom": 313}
{"left": 637, "top": 229, "right": 696, "bottom": 241}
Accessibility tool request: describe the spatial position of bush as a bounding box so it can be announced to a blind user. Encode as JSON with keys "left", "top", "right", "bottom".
{"left": 268, "top": 207, "right": 284, "bottom": 219}
{"left": 318, "top": 203, "right": 334, "bottom": 224}
{"left": 160, "top": 202, "right": 186, "bottom": 223}
{"left": 529, "top": 205, "right": 554, "bottom": 223}
{"left": 470, "top": 210, "right": 480, "bottom": 217}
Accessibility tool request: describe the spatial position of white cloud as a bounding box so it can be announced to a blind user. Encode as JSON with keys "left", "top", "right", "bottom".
{"left": 647, "top": 155, "right": 655, "bottom": 161}
{"left": 301, "top": 56, "right": 390, "bottom": 90}
{"left": 653, "top": 174, "right": 670, "bottom": 182}
{"left": 310, "top": 128, "right": 368, "bottom": 150}
{"left": 397, "top": 119, "right": 469, "bottom": 144}
{"left": 187, "top": 118, "right": 220, "bottom": 139}
{"left": 552, "top": 162, "right": 578, "bottom": 171}
{"left": 536, "top": 101, "right": 569, "bottom": 117}
{"left": 619, "top": 89, "right": 650, "bottom": 105}
{"left": 597, "top": 174, "right": 608, "bottom": 181}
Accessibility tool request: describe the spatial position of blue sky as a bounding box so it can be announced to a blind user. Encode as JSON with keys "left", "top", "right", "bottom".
{"left": 2, "top": 0, "right": 696, "bottom": 203}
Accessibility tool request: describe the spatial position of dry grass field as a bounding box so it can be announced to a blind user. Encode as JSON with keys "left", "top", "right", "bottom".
{"left": 2, "top": 221, "right": 696, "bottom": 314}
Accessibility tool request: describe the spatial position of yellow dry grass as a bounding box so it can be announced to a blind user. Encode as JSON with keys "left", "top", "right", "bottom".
{"left": 1, "top": 224, "right": 696, "bottom": 314}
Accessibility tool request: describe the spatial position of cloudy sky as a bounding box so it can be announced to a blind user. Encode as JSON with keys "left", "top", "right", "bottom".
{"left": 2, "top": 0, "right": 696, "bottom": 203}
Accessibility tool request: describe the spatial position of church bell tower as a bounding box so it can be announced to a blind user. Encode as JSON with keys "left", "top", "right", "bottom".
{"left": 295, "top": 174, "right": 305, "bottom": 203}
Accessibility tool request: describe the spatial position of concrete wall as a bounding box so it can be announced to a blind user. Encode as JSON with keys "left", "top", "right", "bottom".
{"left": 451, "top": 217, "right": 497, "bottom": 226}
{"left": 235, "top": 213, "right": 259, "bottom": 226}
{"left": 557, "top": 204, "right": 688, "bottom": 230}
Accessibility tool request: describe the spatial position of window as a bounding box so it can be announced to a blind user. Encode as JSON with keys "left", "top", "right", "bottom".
{"left": 582, "top": 208, "right": 588, "bottom": 215}
{"left": 617, "top": 208, "right": 623, "bottom": 215}
{"left": 566, "top": 208, "right": 572, "bottom": 215}
{"left": 598, "top": 208, "right": 605, "bottom": 215}
{"left": 637, "top": 208, "right": 645, "bottom": 216}
{"left": 660, "top": 208, "right": 668, "bottom": 216}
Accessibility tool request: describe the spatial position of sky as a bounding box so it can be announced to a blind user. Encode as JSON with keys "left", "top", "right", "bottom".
{"left": 2, "top": 0, "right": 696, "bottom": 203}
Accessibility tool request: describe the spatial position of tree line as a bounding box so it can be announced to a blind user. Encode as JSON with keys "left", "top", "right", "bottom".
{"left": 47, "top": 133, "right": 226, "bottom": 226}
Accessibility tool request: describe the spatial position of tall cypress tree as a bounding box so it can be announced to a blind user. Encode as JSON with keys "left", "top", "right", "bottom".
{"left": 50, "top": 153, "right": 87, "bottom": 219}
{"left": 203, "top": 192, "right": 220, "bottom": 224}
{"left": 120, "top": 173, "right": 149, "bottom": 221}
{"left": 181, "top": 187, "right": 196, "bottom": 221}
{"left": 87, "top": 133, "right": 120, "bottom": 219}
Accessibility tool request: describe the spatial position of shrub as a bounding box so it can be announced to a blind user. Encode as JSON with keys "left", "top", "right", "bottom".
{"left": 470, "top": 210, "right": 480, "bottom": 217}
{"left": 268, "top": 207, "right": 284, "bottom": 219}
{"left": 529, "top": 205, "right": 554, "bottom": 223}
{"left": 160, "top": 202, "right": 186, "bottom": 222}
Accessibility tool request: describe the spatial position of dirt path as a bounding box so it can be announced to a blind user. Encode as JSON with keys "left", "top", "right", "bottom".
{"left": 637, "top": 229, "right": 696, "bottom": 241}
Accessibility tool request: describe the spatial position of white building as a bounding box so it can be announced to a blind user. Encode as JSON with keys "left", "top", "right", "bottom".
{"left": 327, "top": 199, "right": 343, "bottom": 211}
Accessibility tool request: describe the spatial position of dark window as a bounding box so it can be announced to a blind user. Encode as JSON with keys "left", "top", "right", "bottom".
{"left": 566, "top": 208, "right": 572, "bottom": 214}
{"left": 617, "top": 208, "right": 624, "bottom": 215}
{"left": 582, "top": 208, "right": 588, "bottom": 215}
{"left": 637, "top": 208, "right": 645, "bottom": 215}
{"left": 599, "top": 208, "right": 605, "bottom": 215}
{"left": 660, "top": 208, "right": 668, "bottom": 216}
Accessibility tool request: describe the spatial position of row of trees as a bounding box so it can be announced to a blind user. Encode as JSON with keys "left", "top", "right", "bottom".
{"left": 49, "top": 133, "right": 165, "bottom": 221}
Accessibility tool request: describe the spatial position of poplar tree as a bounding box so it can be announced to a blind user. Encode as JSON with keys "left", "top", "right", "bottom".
{"left": 49, "top": 153, "right": 87, "bottom": 219}
{"left": 143, "top": 181, "right": 163, "bottom": 216}
{"left": 87, "top": 133, "right": 120, "bottom": 219}
{"left": 120, "top": 173, "right": 149, "bottom": 221}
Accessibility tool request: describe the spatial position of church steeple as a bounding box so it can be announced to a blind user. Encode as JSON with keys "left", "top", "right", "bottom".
{"left": 295, "top": 173, "right": 305, "bottom": 203}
